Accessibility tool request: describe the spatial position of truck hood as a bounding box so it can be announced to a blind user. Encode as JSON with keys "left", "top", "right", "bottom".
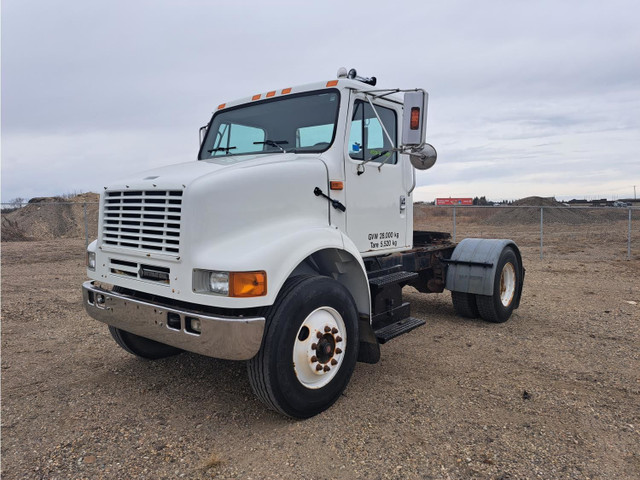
{"left": 106, "top": 153, "right": 310, "bottom": 191}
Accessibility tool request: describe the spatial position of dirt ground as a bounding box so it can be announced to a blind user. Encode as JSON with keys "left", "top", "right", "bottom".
{"left": 2, "top": 219, "right": 639, "bottom": 479}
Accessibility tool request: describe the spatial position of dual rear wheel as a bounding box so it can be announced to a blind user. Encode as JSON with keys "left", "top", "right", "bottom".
{"left": 451, "top": 246, "right": 521, "bottom": 323}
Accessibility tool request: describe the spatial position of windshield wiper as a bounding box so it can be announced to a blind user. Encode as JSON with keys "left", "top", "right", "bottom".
{"left": 254, "top": 140, "right": 289, "bottom": 153}
{"left": 208, "top": 146, "right": 237, "bottom": 154}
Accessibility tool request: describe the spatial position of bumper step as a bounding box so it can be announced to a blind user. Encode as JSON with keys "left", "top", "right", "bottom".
{"left": 374, "top": 316, "right": 425, "bottom": 344}
{"left": 369, "top": 270, "right": 419, "bottom": 288}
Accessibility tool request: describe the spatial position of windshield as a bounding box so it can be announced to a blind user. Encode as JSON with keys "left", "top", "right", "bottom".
{"left": 198, "top": 89, "right": 340, "bottom": 161}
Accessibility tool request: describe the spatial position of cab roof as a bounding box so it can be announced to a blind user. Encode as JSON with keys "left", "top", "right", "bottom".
{"left": 214, "top": 79, "right": 404, "bottom": 113}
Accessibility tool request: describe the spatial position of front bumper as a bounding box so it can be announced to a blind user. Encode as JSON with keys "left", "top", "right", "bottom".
{"left": 82, "top": 281, "right": 265, "bottom": 360}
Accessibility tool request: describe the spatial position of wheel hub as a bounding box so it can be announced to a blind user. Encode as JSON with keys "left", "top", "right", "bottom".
{"left": 500, "top": 262, "right": 516, "bottom": 307}
{"left": 316, "top": 335, "right": 335, "bottom": 363}
{"left": 293, "top": 307, "right": 346, "bottom": 389}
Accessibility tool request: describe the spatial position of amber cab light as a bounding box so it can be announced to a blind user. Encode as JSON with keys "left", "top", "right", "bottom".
{"left": 330, "top": 181, "right": 343, "bottom": 191}
{"left": 230, "top": 271, "right": 267, "bottom": 297}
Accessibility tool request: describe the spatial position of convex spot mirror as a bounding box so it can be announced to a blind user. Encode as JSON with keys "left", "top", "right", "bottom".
{"left": 409, "top": 143, "right": 437, "bottom": 170}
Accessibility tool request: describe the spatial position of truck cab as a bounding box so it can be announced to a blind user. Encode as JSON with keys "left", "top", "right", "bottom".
{"left": 83, "top": 70, "right": 524, "bottom": 418}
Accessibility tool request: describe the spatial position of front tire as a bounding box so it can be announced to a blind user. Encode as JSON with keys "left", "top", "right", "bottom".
{"left": 476, "top": 247, "right": 521, "bottom": 323}
{"left": 247, "top": 276, "right": 359, "bottom": 418}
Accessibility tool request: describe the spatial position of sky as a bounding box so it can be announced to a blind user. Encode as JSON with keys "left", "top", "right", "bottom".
{"left": 2, "top": 0, "right": 639, "bottom": 203}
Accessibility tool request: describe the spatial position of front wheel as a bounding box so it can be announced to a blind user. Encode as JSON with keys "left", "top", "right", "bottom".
{"left": 476, "top": 247, "right": 521, "bottom": 323}
{"left": 247, "top": 276, "right": 359, "bottom": 418}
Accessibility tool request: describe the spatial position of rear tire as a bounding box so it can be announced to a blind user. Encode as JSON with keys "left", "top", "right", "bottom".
{"left": 247, "top": 276, "right": 359, "bottom": 418}
{"left": 476, "top": 247, "right": 520, "bottom": 323}
{"left": 451, "top": 291, "right": 479, "bottom": 318}
{"left": 109, "top": 326, "right": 183, "bottom": 360}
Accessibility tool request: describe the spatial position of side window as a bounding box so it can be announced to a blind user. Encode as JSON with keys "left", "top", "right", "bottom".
{"left": 210, "top": 123, "right": 265, "bottom": 156}
{"left": 348, "top": 100, "right": 397, "bottom": 164}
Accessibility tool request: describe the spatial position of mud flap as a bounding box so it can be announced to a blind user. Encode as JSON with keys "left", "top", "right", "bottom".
{"left": 444, "top": 238, "right": 524, "bottom": 309}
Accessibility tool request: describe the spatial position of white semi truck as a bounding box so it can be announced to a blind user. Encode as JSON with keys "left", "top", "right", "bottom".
{"left": 83, "top": 69, "right": 524, "bottom": 418}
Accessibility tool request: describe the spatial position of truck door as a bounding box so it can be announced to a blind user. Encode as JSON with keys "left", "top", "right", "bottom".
{"left": 344, "top": 96, "right": 411, "bottom": 255}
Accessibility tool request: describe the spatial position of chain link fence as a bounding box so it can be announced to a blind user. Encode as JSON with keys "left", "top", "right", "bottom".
{"left": 415, "top": 204, "right": 637, "bottom": 260}
{"left": 2, "top": 201, "right": 638, "bottom": 260}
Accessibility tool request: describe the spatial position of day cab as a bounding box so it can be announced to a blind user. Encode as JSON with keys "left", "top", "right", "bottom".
{"left": 83, "top": 69, "right": 524, "bottom": 418}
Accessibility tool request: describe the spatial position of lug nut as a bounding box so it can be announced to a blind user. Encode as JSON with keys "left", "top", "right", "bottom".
{"left": 311, "top": 356, "right": 318, "bottom": 363}
{"left": 335, "top": 336, "right": 343, "bottom": 343}
{"left": 324, "top": 326, "right": 331, "bottom": 333}
{"left": 316, "top": 331, "right": 323, "bottom": 339}
{"left": 332, "top": 327, "right": 338, "bottom": 334}
{"left": 331, "top": 359, "right": 338, "bottom": 366}
{"left": 316, "top": 364, "right": 323, "bottom": 371}
{"left": 311, "top": 343, "right": 317, "bottom": 350}
{"left": 335, "top": 348, "right": 342, "bottom": 354}
{"left": 323, "top": 365, "right": 331, "bottom": 372}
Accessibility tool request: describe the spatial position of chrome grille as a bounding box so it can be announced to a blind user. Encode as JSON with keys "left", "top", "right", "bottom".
{"left": 102, "top": 190, "right": 182, "bottom": 254}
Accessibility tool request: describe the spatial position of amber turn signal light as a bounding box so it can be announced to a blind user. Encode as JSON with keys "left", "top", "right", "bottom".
{"left": 230, "top": 271, "right": 267, "bottom": 297}
{"left": 410, "top": 107, "right": 420, "bottom": 130}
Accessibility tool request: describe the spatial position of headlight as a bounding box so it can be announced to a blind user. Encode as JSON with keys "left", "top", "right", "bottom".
{"left": 87, "top": 251, "right": 96, "bottom": 270}
{"left": 208, "top": 271, "right": 229, "bottom": 295}
{"left": 193, "top": 269, "right": 267, "bottom": 297}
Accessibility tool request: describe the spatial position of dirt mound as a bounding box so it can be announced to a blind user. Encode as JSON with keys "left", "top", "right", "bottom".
{"left": 512, "top": 196, "right": 563, "bottom": 207}
{"left": 487, "top": 196, "right": 593, "bottom": 225}
{"left": 1, "top": 193, "right": 99, "bottom": 242}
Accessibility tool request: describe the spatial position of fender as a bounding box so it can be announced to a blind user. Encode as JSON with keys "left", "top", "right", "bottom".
{"left": 191, "top": 224, "right": 371, "bottom": 311}
{"left": 445, "top": 238, "right": 524, "bottom": 308}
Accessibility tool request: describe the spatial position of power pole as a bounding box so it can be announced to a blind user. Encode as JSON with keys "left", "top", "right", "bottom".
{"left": 634, "top": 185, "right": 637, "bottom": 199}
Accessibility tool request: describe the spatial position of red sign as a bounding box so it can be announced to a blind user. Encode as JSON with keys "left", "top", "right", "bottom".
{"left": 436, "top": 198, "right": 473, "bottom": 206}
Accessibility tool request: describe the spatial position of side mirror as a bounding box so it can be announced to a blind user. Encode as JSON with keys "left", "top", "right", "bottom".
{"left": 409, "top": 143, "right": 437, "bottom": 170}
{"left": 401, "top": 91, "right": 428, "bottom": 146}
{"left": 199, "top": 124, "right": 209, "bottom": 146}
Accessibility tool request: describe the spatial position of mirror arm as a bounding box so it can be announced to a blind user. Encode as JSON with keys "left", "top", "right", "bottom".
{"left": 364, "top": 95, "right": 397, "bottom": 172}
{"left": 365, "top": 95, "right": 396, "bottom": 150}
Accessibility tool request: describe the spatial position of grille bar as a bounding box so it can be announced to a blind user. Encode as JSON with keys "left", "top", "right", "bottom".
{"left": 102, "top": 190, "right": 182, "bottom": 254}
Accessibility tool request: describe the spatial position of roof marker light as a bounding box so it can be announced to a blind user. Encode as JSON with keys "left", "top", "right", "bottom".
{"left": 217, "top": 103, "right": 226, "bottom": 110}
{"left": 252, "top": 94, "right": 261, "bottom": 101}
{"left": 281, "top": 88, "right": 292, "bottom": 94}
{"left": 266, "top": 91, "right": 276, "bottom": 97}
{"left": 326, "top": 80, "right": 339, "bottom": 87}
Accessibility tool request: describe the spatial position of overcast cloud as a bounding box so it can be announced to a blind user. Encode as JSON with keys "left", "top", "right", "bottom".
{"left": 2, "top": 0, "right": 639, "bottom": 202}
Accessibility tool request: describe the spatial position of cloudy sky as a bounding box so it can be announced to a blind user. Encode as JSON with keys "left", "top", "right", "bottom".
{"left": 2, "top": 0, "right": 639, "bottom": 203}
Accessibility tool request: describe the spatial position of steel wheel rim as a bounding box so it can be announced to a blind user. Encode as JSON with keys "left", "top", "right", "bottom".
{"left": 293, "top": 307, "right": 346, "bottom": 389}
{"left": 500, "top": 262, "right": 516, "bottom": 307}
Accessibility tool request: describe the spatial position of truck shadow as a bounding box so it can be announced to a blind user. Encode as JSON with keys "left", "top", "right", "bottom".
{"left": 92, "top": 350, "right": 292, "bottom": 425}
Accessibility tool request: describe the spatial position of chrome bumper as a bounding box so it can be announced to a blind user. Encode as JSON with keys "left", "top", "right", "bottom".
{"left": 82, "top": 281, "right": 265, "bottom": 360}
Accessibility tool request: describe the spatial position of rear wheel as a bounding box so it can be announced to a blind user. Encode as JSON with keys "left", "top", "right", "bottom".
{"left": 247, "top": 276, "right": 359, "bottom": 418}
{"left": 476, "top": 247, "right": 520, "bottom": 323}
{"left": 451, "top": 291, "right": 479, "bottom": 318}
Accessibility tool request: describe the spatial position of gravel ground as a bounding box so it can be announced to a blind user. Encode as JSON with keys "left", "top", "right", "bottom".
{"left": 2, "top": 233, "right": 639, "bottom": 479}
